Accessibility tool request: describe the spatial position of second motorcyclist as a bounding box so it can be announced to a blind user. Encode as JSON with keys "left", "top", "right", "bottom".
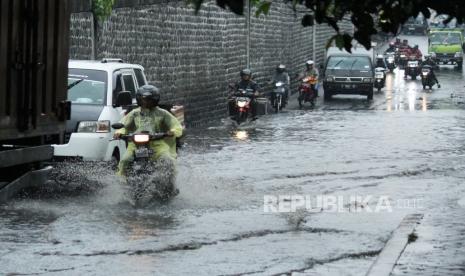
{"left": 229, "top": 68, "right": 260, "bottom": 120}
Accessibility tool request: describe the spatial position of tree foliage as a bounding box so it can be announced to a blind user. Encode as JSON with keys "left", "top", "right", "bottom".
{"left": 92, "top": 0, "right": 115, "bottom": 22}
{"left": 188, "top": 0, "right": 465, "bottom": 50}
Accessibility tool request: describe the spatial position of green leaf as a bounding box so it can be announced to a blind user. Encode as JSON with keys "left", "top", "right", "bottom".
{"left": 255, "top": 1, "right": 271, "bottom": 17}
{"left": 325, "top": 35, "right": 337, "bottom": 49}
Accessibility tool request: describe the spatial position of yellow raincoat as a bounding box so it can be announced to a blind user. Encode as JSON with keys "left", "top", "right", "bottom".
{"left": 115, "top": 106, "right": 183, "bottom": 176}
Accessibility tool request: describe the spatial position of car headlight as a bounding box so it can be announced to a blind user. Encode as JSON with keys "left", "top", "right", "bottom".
{"left": 325, "top": 76, "right": 334, "bottom": 82}
{"left": 77, "top": 120, "right": 110, "bottom": 133}
{"left": 455, "top": 52, "right": 463, "bottom": 58}
{"left": 237, "top": 101, "right": 247, "bottom": 108}
{"left": 363, "top": 78, "right": 373, "bottom": 83}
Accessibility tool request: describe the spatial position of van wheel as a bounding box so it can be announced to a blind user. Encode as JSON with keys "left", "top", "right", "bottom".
{"left": 367, "top": 91, "right": 374, "bottom": 101}
{"left": 111, "top": 150, "right": 120, "bottom": 171}
{"left": 457, "top": 61, "right": 463, "bottom": 70}
{"left": 324, "top": 91, "right": 332, "bottom": 101}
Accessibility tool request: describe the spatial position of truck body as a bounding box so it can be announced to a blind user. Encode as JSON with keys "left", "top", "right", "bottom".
{"left": 428, "top": 28, "right": 464, "bottom": 69}
{"left": 0, "top": 0, "right": 70, "bottom": 201}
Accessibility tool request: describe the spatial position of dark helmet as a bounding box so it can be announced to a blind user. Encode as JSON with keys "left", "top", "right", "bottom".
{"left": 402, "top": 39, "right": 408, "bottom": 44}
{"left": 395, "top": 38, "right": 401, "bottom": 43}
{"left": 136, "top": 84, "right": 160, "bottom": 106}
{"left": 240, "top": 68, "right": 252, "bottom": 77}
{"left": 413, "top": 44, "right": 419, "bottom": 49}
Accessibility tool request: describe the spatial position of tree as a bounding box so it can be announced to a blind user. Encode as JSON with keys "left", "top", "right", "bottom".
{"left": 188, "top": 0, "right": 465, "bottom": 51}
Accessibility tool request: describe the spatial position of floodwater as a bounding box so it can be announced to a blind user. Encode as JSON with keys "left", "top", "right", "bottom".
{"left": 1, "top": 36, "right": 465, "bottom": 275}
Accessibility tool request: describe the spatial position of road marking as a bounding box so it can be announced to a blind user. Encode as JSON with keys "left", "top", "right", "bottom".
{"left": 365, "top": 213, "right": 424, "bottom": 276}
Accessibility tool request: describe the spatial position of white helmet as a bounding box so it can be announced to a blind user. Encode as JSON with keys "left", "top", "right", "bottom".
{"left": 306, "top": 60, "right": 314, "bottom": 65}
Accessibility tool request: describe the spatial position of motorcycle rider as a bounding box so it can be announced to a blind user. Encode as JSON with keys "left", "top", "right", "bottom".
{"left": 375, "top": 54, "right": 387, "bottom": 69}
{"left": 385, "top": 41, "right": 397, "bottom": 54}
{"left": 114, "top": 84, "right": 183, "bottom": 178}
{"left": 269, "top": 64, "right": 290, "bottom": 105}
{"left": 230, "top": 68, "right": 260, "bottom": 120}
{"left": 409, "top": 44, "right": 423, "bottom": 60}
{"left": 421, "top": 54, "right": 441, "bottom": 88}
{"left": 393, "top": 38, "right": 402, "bottom": 48}
{"left": 298, "top": 60, "right": 319, "bottom": 96}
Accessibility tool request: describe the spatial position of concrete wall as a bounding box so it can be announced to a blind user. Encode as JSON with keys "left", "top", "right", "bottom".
{"left": 69, "top": 1, "right": 353, "bottom": 126}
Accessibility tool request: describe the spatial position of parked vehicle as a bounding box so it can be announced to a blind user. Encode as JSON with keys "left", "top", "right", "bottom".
{"left": 0, "top": 0, "right": 70, "bottom": 201}
{"left": 405, "top": 58, "right": 421, "bottom": 79}
{"left": 428, "top": 28, "right": 465, "bottom": 70}
{"left": 111, "top": 123, "right": 178, "bottom": 206}
{"left": 271, "top": 81, "right": 286, "bottom": 112}
{"left": 229, "top": 88, "right": 255, "bottom": 125}
{"left": 298, "top": 76, "right": 318, "bottom": 108}
{"left": 374, "top": 68, "right": 386, "bottom": 92}
{"left": 323, "top": 54, "right": 375, "bottom": 100}
{"left": 53, "top": 59, "right": 184, "bottom": 165}
{"left": 421, "top": 65, "right": 435, "bottom": 89}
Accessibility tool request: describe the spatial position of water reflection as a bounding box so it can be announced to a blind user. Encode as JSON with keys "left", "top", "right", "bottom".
{"left": 233, "top": 130, "right": 249, "bottom": 141}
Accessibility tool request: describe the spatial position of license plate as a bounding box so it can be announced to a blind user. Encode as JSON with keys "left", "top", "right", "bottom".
{"left": 344, "top": 84, "right": 353, "bottom": 89}
{"left": 135, "top": 148, "right": 151, "bottom": 158}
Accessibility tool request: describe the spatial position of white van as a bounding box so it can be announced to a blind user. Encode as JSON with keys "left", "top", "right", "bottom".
{"left": 53, "top": 59, "right": 184, "bottom": 164}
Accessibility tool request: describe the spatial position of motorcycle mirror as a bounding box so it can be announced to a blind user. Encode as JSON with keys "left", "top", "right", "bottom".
{"left": 111, "top": 123, "right": 124, "bottom": 129}
{"left": 115, "top": 91, "right": 132, "bottom": 107}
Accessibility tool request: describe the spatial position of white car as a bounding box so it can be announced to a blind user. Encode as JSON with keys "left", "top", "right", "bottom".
{"left": 53, "top": 59, "right": 148, "bottom": 163}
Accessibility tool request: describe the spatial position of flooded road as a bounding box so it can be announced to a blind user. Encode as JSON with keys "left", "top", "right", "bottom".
{"left": 2, "top": 46, "right": 465, "bottom": 275}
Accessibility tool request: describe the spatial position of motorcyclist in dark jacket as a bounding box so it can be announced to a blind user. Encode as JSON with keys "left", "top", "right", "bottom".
{"left": 230, "top": 69, "right": 260, "bottom": 119}
{"left": 421, "top": 54, "right": 441, "bottom": 88}
{"left": 270, "top": 64, "right": 290, "bottom": 105}
{"left": 385, "top": 41, "right": 397, "bottom": 54}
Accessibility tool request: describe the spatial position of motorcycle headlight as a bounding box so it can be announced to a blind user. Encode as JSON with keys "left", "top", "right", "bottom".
{"left": 455, "top": 52, "right": 463, "bottom": 58}
{"left": 363, "top": 78, "right": 373, "bottom": 83}
{"left": 325, "top": 76, "right": 334, "bottom": 82}
{"left": 387, "top": 57, "right": 394, "bottom": 62}
{"left": 422, "top": 72, "right": 429, "bottom": 76}
{"left": 134, "top": 134, "right": 150, "bottom": 143}
{"left": 237, "top": 101, "right": 247, "bottom": 108}
{"left": 275, "top": 82, "right": 283, "bottom": 87}
{"left": 400, "top": 54, "right": 406, "bottom": 58}
{"left": 77, "top": 120, "right": 110, "bottom": 133}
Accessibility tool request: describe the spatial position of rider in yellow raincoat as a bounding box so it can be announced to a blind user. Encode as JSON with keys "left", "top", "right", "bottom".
{"left": 114, "top": 85, "right": 183, "bottom": 176}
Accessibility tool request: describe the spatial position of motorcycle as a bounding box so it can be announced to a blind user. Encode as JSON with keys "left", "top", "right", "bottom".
{"left": 111, "top": 123, "right": 178, "bottom": 206}
{"left": 229, "top": 88, "right": 254, "bottom": 125}
{"left": 398, "top": 53, "right": 408, "bottom": 69}
{"left": 421, "top": 65, "right": 435, "bottom": 90}
{"left": 271, "top": 81, "right": 287, "bottom": 113}
{"left": 405, "top": 58, "right": 420, "bottom": 79}
{"left": 374, "top": 67, "right": 385, "bottom": 92}
{"left": 298, "top": 76, "right": 318, "bottom": 108}
{"left": 386, "top": 54, "right": 396, "bottom": 72}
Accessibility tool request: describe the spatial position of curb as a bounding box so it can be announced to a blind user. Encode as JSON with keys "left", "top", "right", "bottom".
{"left": 365, "top": 213, "right": 424, "bottom": 276}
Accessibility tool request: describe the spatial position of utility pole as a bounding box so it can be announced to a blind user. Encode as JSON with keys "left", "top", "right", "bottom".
{"left": 312, "top": 24, "right": 316, "bottom": 63}
{"left": 246, "top": 0, "right": 251, "bottom": 68}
